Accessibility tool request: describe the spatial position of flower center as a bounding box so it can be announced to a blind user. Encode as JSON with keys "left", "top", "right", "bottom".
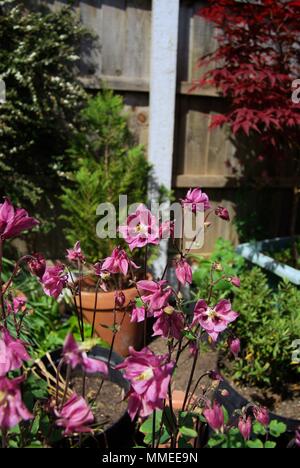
{"left": 135, "top": 223, "right": 146, "bottom": 234}
{"left": 135, "top": 367, "right": 154, "bottom": 382}
{"left": 207, "top": 307, "right": 217, "bottom": 319}
{"left": 164, "top": 306, "right": 174, "bottom": 315}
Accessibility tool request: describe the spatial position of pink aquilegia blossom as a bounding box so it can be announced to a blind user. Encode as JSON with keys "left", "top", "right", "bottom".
{"left": 0, "top": 376, "right": 32, "bottom": 430}
{"left": 0, "top": 329, "right": 30, "bottom": 376}
{"left": 228, "top": 337, "right": 241, "bottom": 358}
{"left": 116, "top": 347, "right": 174, "bottom": 420}
{"left": 54, "top": 393, "right": 94, "bottom": 436}
{"left": 0, "top": 199, "right": 39, "bottom": 241}
{"left": 27, "top": 253, "right": 46, "bottom": 279}
{"left": 63, "top": 334, "right": 108, "bottom": 376}
{"left": 253, "top": 406, "right": 269, "bottom": 427}
{"left": 152, "top": 306, "right": 184, "bottom": 341}
{"left": 66, "top": 241, "right": 85, "bottom": 264}
{"left": 131, "top": 305, "right": 146, "bottom": 323}
{"left": 238, "top": 416, "right": 252, "bottom": 441}
{"left": 203, "top": 401, "right": 225, "bottom": 432}
{"left": 229, "top": 276, "right": 241, "bottom": 288}
{"left": 192, "top": 299, "right": 239, "bottom": 342}
{"left": 41, "top": 264, "right": 68, "bottom": 299}
{"left": 102, "top": 246, "right": 139, "bottom": 276}
{"left": 114, "top": 290, "right": 126, "bottom": 308}
{"left": 295, "top": 428, "right": 300, "bottom": 447}
{"left": 6, "top": 295, "right": 27, "bottom": 316}
{"left": 119, "top": 204, "right": 160, "bottom": 251}
{"left": 181, "top": 188, "right": 210, "bottom": 213}
{"left": 175, "top": 259, "right": 193, "bottom": 286}
{"left": 215, "top": 206, "right": 230, "bottom": 221}
{"left": 137, "top": 280, "right": 172, "bottom": 312}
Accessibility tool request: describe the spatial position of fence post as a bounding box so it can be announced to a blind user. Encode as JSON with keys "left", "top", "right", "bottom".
{"left": 148, "top": 0, "right": 180, "bottom": 276}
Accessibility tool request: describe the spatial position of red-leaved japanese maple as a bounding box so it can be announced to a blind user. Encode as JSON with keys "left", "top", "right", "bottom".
{"left": 196, "top": 0, "right": 300, "bottom": 259}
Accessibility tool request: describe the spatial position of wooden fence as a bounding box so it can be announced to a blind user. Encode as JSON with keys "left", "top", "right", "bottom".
{"left": 38, "top": 0, "right": 294, "bottom": 254}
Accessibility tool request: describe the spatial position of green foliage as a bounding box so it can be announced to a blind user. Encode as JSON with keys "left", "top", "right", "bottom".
{"left": 192, "top": 238, "right": 245, "bottom": 300}
{"left": 207, "top": 419, "right": 286, "bottom": 449}
{"left": 0, "top": 1, "right": 88, "bottom": 225}
{"left": 60, "top": 90, "right": 152, "bottom": 261}
{"left": 2, "top": 257, "right": 94, "bottom": 357}
{"left": 230, "top": 268, "right": 300, "bottom": 388}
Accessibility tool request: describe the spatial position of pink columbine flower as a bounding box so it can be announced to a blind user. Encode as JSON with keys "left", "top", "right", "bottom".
{"left": 192, "top": 299, "right": 239, "bottom": 342}
{"left": 130, "top": 305, "right": 146, "bottom": 323}
{"left": 229, "top": 337, "right": 241, "bottom": 358}
{"left": 295, "top": 428, "right": 300, "bottom": 447}
{"left": 41, "top": 264, "right": 68, "bottom": 299}
{"left": 238, "top": 416, "right": 252, "bottom": 441}
{"left": 119, "top": 204, "right": 160, "bottom": 251}
{"left": 0, "top": 198, "right": 39, "bottom": 241}
{"left": 0, "top": 376, "right": 32, "bottom": 430}
{"left": 116, "top": 347, "right": 174, "bottom": 420}
{"left": 203, "top": 402, "right": 224, "bottom": 432}
{"left": 209, "top": 371, "right": 224, "bottom": 382}
{"left": 181, "top": 188, "right": 210, "bottom": 213}
{"left": 0, "top": 329, "right": 30, "bottom": 376}
{"left": 175, "top": 259, "right": 193, "bottom": 286}
{"left": 27, "top": 253, "right": 46, "bottom": 279}
{"left": 215, "top": 206, "right": 230, "bottom": 221}
{"left": 152, "top": 307, "right": 184, "bottom": 341}
{"left": 62, "top": 334, "right": 108, "bottom": 376}
{"left": 54, "top": 393, "right": 94, "bottom": 436}
{"left": 253, "top": 406, "right": 269, "bottom": 427}
{"left": 137, "top": 280, "right": 172, "bottom": 312}
{"left": 66, "top": 241, "right": 85, "bottom": 264}
{"left": 102, "top": 246, "right": 139, "bottom": 276}
{"left": 114, "top": 290, "right": 126, "bottom": 308}
{"left": 230, "top": 277, "right": 241, "bottom": 288}
{"left": 6, "top": 295, "right": 27, "bottom": 316}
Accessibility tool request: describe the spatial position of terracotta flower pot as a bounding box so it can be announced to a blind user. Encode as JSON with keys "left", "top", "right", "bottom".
{"left": 76, "top": 283, "right": 142, "bottom": 357}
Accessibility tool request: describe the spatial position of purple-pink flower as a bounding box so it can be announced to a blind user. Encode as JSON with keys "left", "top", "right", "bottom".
{"left": 54, "top": 393, "right": 94, "bottom": 436}
{"left": 66, "top": 241, "right": 85, "bottom": 264}
{"left": 192, "top": 299, "right": 239, "bottom": 342}
{"left": 253, "top": 406, "right": 269, "bottom": 427}
{"left": 130, "top": 305, "right": 146, "bottom": 323}
{"left": 181, "top": 188, "right": 210, "bottom": 213}
{"left": 27, "top": 253, "right": 46, "bottom": 279}
{"left": 0, "top": 376, "right": 32, "bottom": 430}
{"left": 295, "top": 428, "right": 300, "bottom": 447}
{"left": 41, "top": 264, "right": 68, "bottom": 299}
{"left": 137, "top": 280, "right": 172, "bottom": 312}
{"left": 0, "top": 329, "right": 30, "bottom": 376}
{"left": 238, "top": 416, "right": 252, "bottom": 441}
{"left": 102, "top": 246, "right": 139, "bottom": 276}
{"left": 0, "top": 199, "right": 39, "bottom": 241}
{"left": 116, "top": 347, "right": 174, "bottom": 420}
{"left": 229, "top": 337, "right": 241, "bottom": 358}
{"left": 215, "top": 206, "right": 230, "bottom": 221}
{"left": 152, "top": 307, "right": 184, "bottom": 340}
{"left": 175, "top": 259, "right": 192, "bottom": 286}
{"left": 119, "top": 204, "right": 160, "bottom": 251}
{"left": 63, "top": 334, "right": 108, "bottom": 376}
{"left": 229, "top": 276, "right": 241, "bottom": 288}
{"left": 203, "top": 401, "right": 224, "bottom": 432}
